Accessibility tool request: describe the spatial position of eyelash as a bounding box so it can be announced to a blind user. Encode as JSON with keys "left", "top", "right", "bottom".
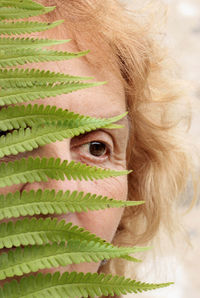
{"left": 71, "top": 138, "right": 112, "bottom": 164}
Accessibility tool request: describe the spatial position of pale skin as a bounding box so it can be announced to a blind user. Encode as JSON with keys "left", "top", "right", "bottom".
{"left": 0, "top": 34, "right": 129, "bottom": 280}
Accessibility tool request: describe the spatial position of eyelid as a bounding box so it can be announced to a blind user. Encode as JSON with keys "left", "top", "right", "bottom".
{"left": 70, "top": 130, "right": 114, "bottom": 164}
{"left": 70, "top": 130, "right": 114, "bottom": 152}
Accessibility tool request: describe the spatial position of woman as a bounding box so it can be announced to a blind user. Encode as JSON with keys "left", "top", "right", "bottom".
{"left": 0, "top": 0, "right": 191, "bottom": 292}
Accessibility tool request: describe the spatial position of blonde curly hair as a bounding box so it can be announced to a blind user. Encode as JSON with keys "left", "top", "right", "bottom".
{"left": 40, "top": 0, "right": 191, "bottom": 280}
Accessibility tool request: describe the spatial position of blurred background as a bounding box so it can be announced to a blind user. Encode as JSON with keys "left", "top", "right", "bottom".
{"left": 121, "top": 0, "right": 200, "bottom": 297}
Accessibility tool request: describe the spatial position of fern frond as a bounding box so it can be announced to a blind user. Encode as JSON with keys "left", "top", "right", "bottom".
{"left": 0, "top": 104, "right": 123, "bottom": 131}
{"left": 0, "top": 240, "right": 147, "bottom": 280}
{"left": 0, "top": 69, "right": 92, "bottom": 88}
{"left": 0, "top": 38, "right": 70, "bottom": 50}
{"left": 0, "top": 81, "right": 103, "bottom": 105}
{"left": 0, "top": 0, "right": 44, "bottom": 10}
{"left": 0, "top": 218, "right": 106, "bottom": 249}
{"left": 0, "top": 113, "right": 125, "bottom": 157}
{"left": 0, "top": 271, "right": 174, "bottom": 298}
{"left": 0, "top": 20, "right": 63, "bottom": 35}
{"left": 0, "top": 1, "right": 171, "bottom": 297}
{"left": 0, "top": 6, "right": 55, "bottom": 20}
{"left": 0, "top": 48, "right": 89, "bottom": 68}
{"left": 0, "top": 157, "right": 130, "bottom": 187}
{"left": 0, "top": 189, "right": 144, "bottom": 220}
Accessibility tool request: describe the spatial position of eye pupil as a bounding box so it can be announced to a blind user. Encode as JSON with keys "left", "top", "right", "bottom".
{"left": 89, "top": 141, "right": 106, "bottom": 157}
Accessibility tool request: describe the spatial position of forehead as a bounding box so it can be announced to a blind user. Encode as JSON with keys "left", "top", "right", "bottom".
{"left": 37, "top": 58, "right": 126, "bottom": 119}
{"left": 32, "top": 27, "right": 126, "bottom": 118}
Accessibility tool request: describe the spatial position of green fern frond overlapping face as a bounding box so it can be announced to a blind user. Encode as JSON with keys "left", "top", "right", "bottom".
{"left": 0, "top": 69, "right": 92, "bottom": 87}
{"left": 0, "top": 48, "right": 90, "bottom": 68}
{"left": 0, "top": 37, "right": 71, "bottom": 49}
{"left": 0, "top": 157, "right": 130, "bottom": 187}
{"left": 0, "top": 104, "right": 125, "bottom": 130}
{"left": 0, "top": 271, "right": 173, "bottom": 298}
{"left": 0, "top": 19, "right": 64, "bottom": 35}
{"left": 0, "top": 189, "right": 144, "bottom": 219}
{"left": 0, "top": 1, "right": 173, "bottom": 297}
{"left": 0, "top": 111, "right": 126, "bottom": 157}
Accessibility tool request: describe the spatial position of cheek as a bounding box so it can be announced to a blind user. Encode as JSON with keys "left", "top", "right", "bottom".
{"left": 75, "top": 175, "right": 128, "bottom": 242}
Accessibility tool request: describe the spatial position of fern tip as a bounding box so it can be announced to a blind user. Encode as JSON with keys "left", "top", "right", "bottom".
{"left": 94, "top": 81, "right": 107, "bottom": 87}
{"left": 51, "top": 19, "right": 64, "bottom": 26}
{"left": 46, "top": 6, "right": 56, "bottom": 10}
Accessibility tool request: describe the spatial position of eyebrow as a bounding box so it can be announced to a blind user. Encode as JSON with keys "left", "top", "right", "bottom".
{"left": 100, "top": 115, "right": 129, "bottom": 140}
{"left": 101, "top": 113, "right": 129, "bottom": 130}
{"left": 62, "top": 106, "right": 129, "bottom": 127}
{"left": 113, "top": 115, "right": 128, "bottom": 126}
{"left": 80, "top": 110, "right": 129, "bottom": 125}
{"left": 91, "top": 112, "right": 129, "bottom": 135}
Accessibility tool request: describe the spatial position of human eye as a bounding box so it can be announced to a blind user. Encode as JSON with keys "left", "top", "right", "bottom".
{"left": 81, "top": 141, "right": 109, "bottom": 158}
{"left": 70, "top": 131, "right": 113, "bottom": 164}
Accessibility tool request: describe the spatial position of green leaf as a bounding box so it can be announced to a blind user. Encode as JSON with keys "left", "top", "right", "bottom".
{"left": 0, "top": 48, "right": 89, "bottom": 68}
{"left": 0, "top": 1, "right": 170, "bottom": 297}
{"left": 0, "top": 6, "right": 55, "bottom": 20}
{"left": 0, "top": 104, "right": 124, "bottom": 131}
{"left": 0, "top": 271, "right": 174, "bottom": 298}
{"left": 0, "top": 68, "right": 92, "bottom": 88}
{"left": 0, "top": 189, "right": 144, "bottom": 220}
{"left": 0, "top": 157, "right": 130, "bottom": 187}
{"left": 0, "top": 112, "right": 125, "bottom": 157}
{"left": 0, "top": 38, "right": 70, "bottom": 50}
{"left": 0, "top": 82, "right": 103, "bottom": 105}
{"left": 0, "top": 20, "right": 63, "bottom": 35}
{"left": 0, "top": 218, "right": 106, "bottom": 249}
{"left": 0, "top": 240, "right": 146, "bottom": 280}
{"left": 0, "top": 0, "right": 45, "bottom": 10}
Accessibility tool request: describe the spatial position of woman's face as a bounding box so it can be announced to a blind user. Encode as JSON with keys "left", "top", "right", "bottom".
{"left": 0, "top": 40, "right": 129, "bottom": 275}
